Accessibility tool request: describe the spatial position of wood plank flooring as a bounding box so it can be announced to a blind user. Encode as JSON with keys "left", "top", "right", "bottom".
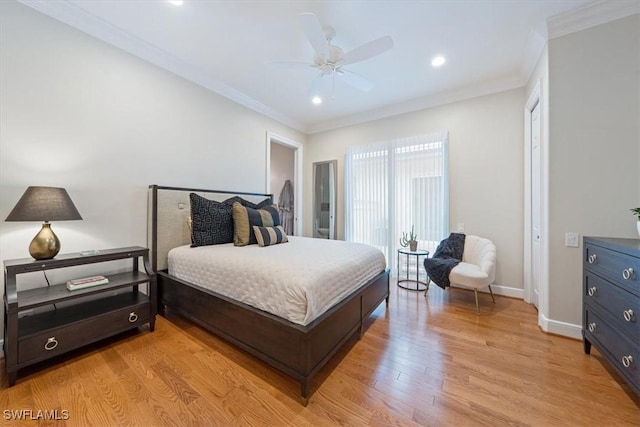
{"left": 1, "top": 284, "right": 638, "bottom": 426}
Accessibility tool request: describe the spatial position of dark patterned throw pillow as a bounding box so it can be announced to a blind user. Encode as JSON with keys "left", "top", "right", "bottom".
{"left": 189, "top": 193, "right": 234, "bottom": 246}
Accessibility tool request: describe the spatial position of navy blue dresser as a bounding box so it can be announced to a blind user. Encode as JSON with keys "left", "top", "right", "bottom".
{"left": 583, "top": 237, "right": 640, "bottom": 396}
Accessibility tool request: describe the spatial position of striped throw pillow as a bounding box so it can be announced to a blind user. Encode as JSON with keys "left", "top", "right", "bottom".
{"left": 232, "top": 202, "right": 280, "bottom": 246}
{"left": 252, "top": 225, "right": 289, "bottom": 247}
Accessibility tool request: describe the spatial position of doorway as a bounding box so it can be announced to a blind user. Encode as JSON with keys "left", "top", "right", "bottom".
{"left": 530, "top": 101, "right": 541, "bottom": 309}
{"left": 524, "top": 80, "right": 547, "bottom": 321}
{"left": 266, "top": 132, "right": 303, "bottom": 236}
{"left": 312, "top": 160, "right": 337, "bottom": 239}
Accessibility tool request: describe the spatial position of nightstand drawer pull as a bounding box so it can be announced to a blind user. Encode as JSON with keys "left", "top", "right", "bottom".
{"left": 587, "top": 322, "right": 596, "bottom": 332}
{"left": 623, "top": 309, "right": 634, "bottom": 322}
{"left": 622, "top": 268, "right": 634, "bottom": 280}
{"left": 128, "top": 312, "right": 138, "bottom": 323}
{"left": 622, "top": 355, "right": 633, "bottom": 368}
{"left": 588, "top": 254, "right": 597, "bottom": 264}
{"left": 44, "top": 337, "right": 58, "bottom": 351}
{"left": 587, "top": 287, "right": 597, "bottom": 297}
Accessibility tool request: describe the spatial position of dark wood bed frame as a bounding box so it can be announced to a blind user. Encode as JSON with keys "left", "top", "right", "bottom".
{"left": 148, "top": 185, "right": 390, "bottom": 403}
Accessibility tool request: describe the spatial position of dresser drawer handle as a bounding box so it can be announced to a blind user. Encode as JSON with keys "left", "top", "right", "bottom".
{"left": 622, "top": 268, "right": 634, "bottom": 280}
{"left": 622, "top": 355, "right": 633, "bottom": 368}
{"left": 128, "top": 312, "right": 138, "bottom": 323}
{"left": 587, "top": 322, "right": 596, "bottom": 332}
{"left": 587, "top": 287, "right": 597, "bottom": 297}
{"left": 44, "top": 337, "right": 58, "bottom": 351}
{"left": 588, "top": 254, "right": 597, "bottom": 264}
{"left": 623, "top": 309, "right": 634, "bottom": 322}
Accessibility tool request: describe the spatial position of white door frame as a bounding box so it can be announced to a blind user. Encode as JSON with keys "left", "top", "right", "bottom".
{"left": 266, "top": 132, "right": 303, "bottom": 236}
{"left": 524, "top": 79, "right": 549, "bottom": 328}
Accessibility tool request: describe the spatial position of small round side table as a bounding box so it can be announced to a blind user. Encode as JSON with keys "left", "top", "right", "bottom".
{"left": 397, "top": 248, "right": 430, "bottom": 291}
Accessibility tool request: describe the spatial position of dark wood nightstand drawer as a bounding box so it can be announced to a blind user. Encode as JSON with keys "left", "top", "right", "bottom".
{"left": 585, "top": 272, "right": 640, "bottom": 338}
{"left": 585, "top": 243, "right": 640, "bottom": 294}
{"left": 18, "top": 301, "right": 150, "bottom": 365}
{"left": 585, "top": 308, "right": 640, "bottom": 387}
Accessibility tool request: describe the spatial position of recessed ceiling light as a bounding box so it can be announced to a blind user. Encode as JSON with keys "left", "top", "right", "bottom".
{"left": 312, "top": 96, "right": 322, "bottom": 105}
{"left": 431, "top": 55, "right": 446, "bottom": 67}
{"left": 167, "top": 0, "right": 184, "bottom": 5}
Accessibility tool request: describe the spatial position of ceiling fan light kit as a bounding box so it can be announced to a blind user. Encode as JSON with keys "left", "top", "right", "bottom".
{"left": 431, "top": 55, "right": 446, "bottom": 67}
{"left": 273, "top": 12, "right": 394, "bottom": 103}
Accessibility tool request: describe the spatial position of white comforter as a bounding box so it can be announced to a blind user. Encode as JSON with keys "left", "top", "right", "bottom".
{"left": 168, "top": 236, "right": 386, "bottom": 326}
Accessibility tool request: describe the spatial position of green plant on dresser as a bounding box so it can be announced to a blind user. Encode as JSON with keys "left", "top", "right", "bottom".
{"left": 631, "top": 208, "right": 640, "bottom": 236}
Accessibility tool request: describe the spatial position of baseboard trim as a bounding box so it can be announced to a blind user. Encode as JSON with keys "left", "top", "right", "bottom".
{"left": 539, "top": 313, "right": 582, "bottom": 339}
{"left": 489, "top": 284, "right": 524, "bottom": 299}
{"left": 450, "top": 283, "right": 524, "bottom": 299}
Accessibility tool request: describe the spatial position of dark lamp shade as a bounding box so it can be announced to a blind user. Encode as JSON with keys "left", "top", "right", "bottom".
{"left": 5, "top": 186, "right": 82, "bottom": 222}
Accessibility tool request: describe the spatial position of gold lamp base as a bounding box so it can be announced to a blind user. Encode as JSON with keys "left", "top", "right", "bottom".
{"left": 29, "top": 222, "right": 60, "bottom": 260}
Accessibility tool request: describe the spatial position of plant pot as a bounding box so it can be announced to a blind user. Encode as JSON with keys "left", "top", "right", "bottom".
{"left": 409, "top": 240, "right": 418, "bottom": 252}
{"left": 637, "top": 221, "right": 640, "bottom": 237}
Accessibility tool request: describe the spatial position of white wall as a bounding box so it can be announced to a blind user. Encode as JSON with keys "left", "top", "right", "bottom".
{"left": 0, "top": 1, "right": 305, "bottom": 342}
{"left": 306, "top": 88, "right": 526, "bottom": 293}
{"left": 547, "top": 14, "right": 640, "bottom": 326}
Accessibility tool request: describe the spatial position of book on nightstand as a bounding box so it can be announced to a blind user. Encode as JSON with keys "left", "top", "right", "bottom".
{"left": 66, "top": 275, "right": 109, "bottom": 291}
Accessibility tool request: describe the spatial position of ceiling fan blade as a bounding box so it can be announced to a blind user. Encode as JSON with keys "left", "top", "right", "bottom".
{"left": 342, "top": 35, "right": 394, "bottom": 65}
{"left": 267, "top": 61, "right": 315, "bottom": 70}
{"left": 336, "top": 69, "right": 374, "bottom": 92}
{"left": 299, "top": 13, "right": 329, "bottom": 61}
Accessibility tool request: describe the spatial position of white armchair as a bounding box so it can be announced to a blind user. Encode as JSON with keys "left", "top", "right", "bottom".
{"left": 427, "top": 235, "right": 497, "bottom": 314}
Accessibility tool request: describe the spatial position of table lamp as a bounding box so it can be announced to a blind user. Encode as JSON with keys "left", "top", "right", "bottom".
{"left": 5, "top": 186, "right": 82, "bottom": 260}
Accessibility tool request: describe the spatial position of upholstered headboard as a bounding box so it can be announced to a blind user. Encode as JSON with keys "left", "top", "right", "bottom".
{"left": 147, "top": 185, "right": 272, "bottom": 271}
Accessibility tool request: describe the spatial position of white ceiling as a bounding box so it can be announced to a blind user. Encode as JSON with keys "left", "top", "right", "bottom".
{"left": 20, "top": 0, "right": 634, "bottom": 133}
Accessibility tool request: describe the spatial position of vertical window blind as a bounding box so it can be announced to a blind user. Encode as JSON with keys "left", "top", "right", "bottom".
{"left": 344, "top": 132, "right": 449, "bottom": 274}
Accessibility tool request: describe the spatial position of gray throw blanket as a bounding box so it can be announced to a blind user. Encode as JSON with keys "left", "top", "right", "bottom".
{"left": 423, "top": 233, "right": 465, "bottom": 289}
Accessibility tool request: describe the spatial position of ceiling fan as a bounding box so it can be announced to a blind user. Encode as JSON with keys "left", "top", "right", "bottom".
{"left": 272, "top": 13, "right": 394, "bottom": 101}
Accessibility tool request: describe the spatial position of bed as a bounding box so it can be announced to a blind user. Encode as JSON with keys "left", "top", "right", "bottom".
{"left": 148, "top": 185, "right": 390, "bottom": 403}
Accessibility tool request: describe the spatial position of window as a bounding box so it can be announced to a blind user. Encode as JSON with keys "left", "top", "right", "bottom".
{"left": 345, "top": 132, "right": 449, "bottom": 274}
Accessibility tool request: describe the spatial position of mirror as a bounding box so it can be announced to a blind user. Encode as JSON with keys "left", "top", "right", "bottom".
{"left": 313, "top": 160, "right": 336, "bottom": 239}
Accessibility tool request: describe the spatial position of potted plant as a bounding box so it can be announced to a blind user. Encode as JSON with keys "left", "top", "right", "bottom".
{"left": 631, "top": 208, "right": 640, "bottom": 237}
{"left": 400, "top": 226, "right": 418, "bottom": 251}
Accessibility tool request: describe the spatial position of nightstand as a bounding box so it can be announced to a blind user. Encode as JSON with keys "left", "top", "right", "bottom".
{"left": 3, "top": 246, "right": 156, "bottom": 386}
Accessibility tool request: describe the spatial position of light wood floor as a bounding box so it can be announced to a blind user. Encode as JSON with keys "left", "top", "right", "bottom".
{"left": 1, "top": 284, "right": 638, "bottom": 426}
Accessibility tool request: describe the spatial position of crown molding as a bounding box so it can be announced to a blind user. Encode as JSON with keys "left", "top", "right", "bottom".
{"left": 19, "top": 0, "right": 636, "bottom": 136}
{"left": 18, "top": 0, "right": 527, "bottom": 136}
{"left": 17, "top": 0, "right": 306, "bottom": 133}
{"left": 306, "top": 75, "right": 526, "bottom": 134}
{"left": 547, "top": 0, "right": 640, "bottom": 39}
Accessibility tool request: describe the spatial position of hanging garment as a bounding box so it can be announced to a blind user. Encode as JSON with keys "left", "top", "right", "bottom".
{"left": 278, "top": 179, "right": 294, "bottom": 235}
